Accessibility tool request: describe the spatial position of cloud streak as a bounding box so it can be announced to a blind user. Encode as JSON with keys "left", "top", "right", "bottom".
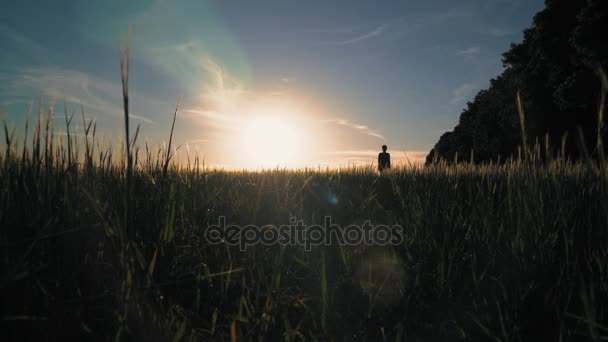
{"left": 457, "top": 46, "right": 481, "bottom": 60}
{"left": 2, "top": 67, "right": 157, "bottom": 125}
{"left": 450, "top": 82, "right": 477, "bottom": 104}
{"left": 199, "top": 57, "right": 247, "bottom": 113}
{"left": 321, "top": 24, "right": 388, "bottom": 45}
{"left": 323, "top": 118, "right": 385, "bottom": 140}
{"left": 179, "top": 56, "right": 249, "bottom": 135}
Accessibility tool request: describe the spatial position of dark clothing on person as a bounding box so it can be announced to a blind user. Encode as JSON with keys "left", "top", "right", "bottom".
{"left": 378, "top": 152, "right": 390, "bottom": 172}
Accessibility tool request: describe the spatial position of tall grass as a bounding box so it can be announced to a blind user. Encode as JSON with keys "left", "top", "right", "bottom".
{"left": 597, "top": 67, "right": 607, "bottom": 162}
{"left": 1, "top": 58, "right": 608, "bottom": 341}
{"left": 2, "top": 108, "right": 607, "bottom": 340}
{"left": 516, "top": 90, "right": 528, "bottom": 160}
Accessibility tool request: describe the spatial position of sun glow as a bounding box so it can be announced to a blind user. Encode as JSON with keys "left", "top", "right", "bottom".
{"left": 240, "top": 116, "right": 301, "bottom": 168}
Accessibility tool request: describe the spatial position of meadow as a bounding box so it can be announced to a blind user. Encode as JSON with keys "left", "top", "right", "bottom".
{"left": 1, "top": 108, "right": 607, "bottom": 341}
{"left": 2, "top": 53, "right": 608, "bottom": 340}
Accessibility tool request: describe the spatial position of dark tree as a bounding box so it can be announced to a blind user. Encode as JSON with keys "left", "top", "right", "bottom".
{"left": 427, "top": 0, "right": 608, "bottom": 164}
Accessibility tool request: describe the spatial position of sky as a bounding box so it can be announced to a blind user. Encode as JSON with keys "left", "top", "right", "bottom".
{"left": 0, "top": 0, "right": 545, "bottom": 168}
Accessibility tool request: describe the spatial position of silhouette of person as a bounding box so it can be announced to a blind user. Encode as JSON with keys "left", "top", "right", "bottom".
{"left": 378, "top": 145, "right": 391, "bottom": 172}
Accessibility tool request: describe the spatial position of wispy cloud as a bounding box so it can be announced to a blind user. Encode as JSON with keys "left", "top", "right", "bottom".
{"left": 323, "top": 118, "right": 385, "bottom": 140}
{"left": 129, "top": 114, "right": 155, "bottom": 124}
{"left": 180, "top": 108, "right": 240, "bottom": 132}
{"left": 485, "top": 27, "right": 515, "bottom": 37}
{"left": 450, "top": 82, "right": 477, "bottom": 104}
{"left": 1, "top": 67, "right": 157, "bottom": 125}
{"left": 180, "top": 56, "right": 248, "bottom": 133}
{"left": 321, "top": 24, "right": 388, "bottom": 46}
{"left": 199, "top": 57, "right": 247, "bottom": 113}
{"left": 156, "top": 40, "right": 201, "bottom": 52}
{"left": 312, "top": 9, "right": 470, "bottom": 46}
{"left": 457, "top": 46, "right": 481, "bottom": 61}
{"left": 183, "top": 138, "right": 209, "bottom": 146}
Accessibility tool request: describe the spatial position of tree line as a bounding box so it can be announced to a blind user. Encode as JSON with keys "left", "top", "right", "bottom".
{"left": 426, "top": 0, "right": 608, "bottom": 164}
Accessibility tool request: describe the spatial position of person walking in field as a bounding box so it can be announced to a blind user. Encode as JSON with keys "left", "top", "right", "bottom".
{"left": 378, "top": 145, "right": 391, "bottom": 173}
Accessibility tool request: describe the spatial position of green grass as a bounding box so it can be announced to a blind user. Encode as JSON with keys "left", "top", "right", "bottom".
{"left": 1, "top": 122, "right": 608, "bottom": 340}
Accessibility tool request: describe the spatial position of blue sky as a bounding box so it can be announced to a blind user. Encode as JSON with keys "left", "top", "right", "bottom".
{"left": 0, "top": 0, "right": 544, "bottom": 168}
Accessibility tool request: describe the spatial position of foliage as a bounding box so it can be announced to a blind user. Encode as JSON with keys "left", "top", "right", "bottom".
{"left": 427, "top": 0, "right": 608, "bottom": 164}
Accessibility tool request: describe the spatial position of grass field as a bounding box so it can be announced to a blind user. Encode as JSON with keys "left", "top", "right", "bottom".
{"left": 2, "top": 57, "right": 607, "bottom": 340}
{"left": 1, "top": 112, "right": 608, "bottom": 341}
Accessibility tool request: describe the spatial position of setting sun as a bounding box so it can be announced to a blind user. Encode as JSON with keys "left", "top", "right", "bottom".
{"left": 240, "top": 116, "right": 300, "bottom": 168}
